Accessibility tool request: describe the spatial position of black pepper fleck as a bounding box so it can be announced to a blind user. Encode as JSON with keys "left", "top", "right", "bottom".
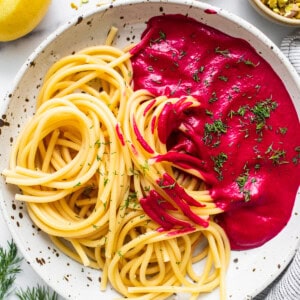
{"left": 35, "top": 257, "right": 46, "bottom": 266}
{"left": 75, "top": 16, "right": 83, "bottom": 26}
{"left": 0, "top": 119, "right": 10, "bottom": 127}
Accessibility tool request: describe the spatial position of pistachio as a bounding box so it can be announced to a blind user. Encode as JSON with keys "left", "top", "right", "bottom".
{"left": 284, "top": 3, "right": 300, "bottom": 18}
{"left": 262, "top": 0, "right": 300, "bottom": 19}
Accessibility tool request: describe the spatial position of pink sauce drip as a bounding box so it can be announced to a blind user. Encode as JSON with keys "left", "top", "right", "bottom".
{"left": 204, "top": 9, "right": 217, "bottom": 14}
{"left": 166, "top": 226, "right": 196, "bottom": 236}
{"left": 151, "top": 115, "right": 156, "bottom": 134}
{"left": 131, "top": 144, "right": 139, "bottom": 156}
{"left": 130, "top": 14, "right": 300, "bottom": 250}
{"left": 132, "top": 117, "right": 154, "bottom": 153}
{"left": 143, "top": 98, "right": 156, "bottom": 116}
{"left": 115, "top": 124, "right": 125, "bottom": 146}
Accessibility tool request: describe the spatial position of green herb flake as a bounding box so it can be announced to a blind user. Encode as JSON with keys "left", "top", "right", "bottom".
{"left": 227, "top": 110, "right": 235, "bottom": 118}
{"left": 203, "top": 119, "right": 227, "bottom": 146}
{"left": 251, "top": 98, "right": 278, "bottom": 133}
{"left": 279, "top": 127, "right": 288, "bottom": 135}
{"left": 243, "top": 59, "right": 259, "bottom": 67}
{"left": 265, "top": 144, "right": 288, "bottom": 165}
{"left": 179, "top": 50, "right": 187, "bottom": 59}
{"left": 292, "top": 146, "right": 300, "bottom": 165}
{"left": 236, "top": 173, "right": 248, "bottom": 190}
{"left": 104, "top": 178, "right": 109, "bottom": 186}
{"left": 269, "top": 149, "right": 287, "bottom": 165}
{"left": 143, "top": 186, "right": 151, "bottom": 192}
{"left": 150, "top": 30, "right": 167, "bottom": 45}
{"left": 203, "top": 79, "right": 210, "bottom": 87}
{"left": 215, "top": 47, "right": 230, "bottom": 57}
{"left": 218, "top": 75, "right": 228, "bottom": 82}
{"left": 254, "top": 163, "right": 261, "bottom": 170}
{"left": 235, "top": 166, "right": 252, "bottom": 202}
{"left": 94, "top": 140, "right": 101, "bottom": 148}
{"left": 147, "top": 66, "right": 154, "bottom": 72}
{"left": 159, "top": 31, "right": 166, "bottom": 40}
{"left": 237, "top": 105, "right": 248, "bottom": 117}
{"left": 205, "top": 109, "right": 213, "bottom": 117}
{"left": 211, "top": 152, "right": 228, "bottom": 180}
{"left": 208, "top": 91, "right": 218, "bottom": 103}
{"left": 140, "top": 160, "right": 149, "bottom": 174}
{"left": 232, "top": 85, "right": 240, "bottom": 93}
{"left": 192, "top": 72, "right": 200, "bottom": 83}
{"left": 103, "top": 200, "right": 107, "bottom": 209}
{"left": 159, "top": 181, "right": 176, "bottom": 190}
{"left": 122, "top": 191, "right": 138, "bottom": 210}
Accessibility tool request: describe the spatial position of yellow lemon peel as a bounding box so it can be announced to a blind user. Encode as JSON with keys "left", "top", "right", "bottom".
{"left": 0, "top": 0, "right": 51, "bottom": 42}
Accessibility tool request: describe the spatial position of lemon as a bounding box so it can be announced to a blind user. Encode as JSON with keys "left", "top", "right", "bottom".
{"left": 0, "top": 0, "right": 52, "bottom": 42}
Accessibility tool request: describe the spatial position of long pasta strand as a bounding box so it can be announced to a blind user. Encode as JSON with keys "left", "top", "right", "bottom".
{"left": 2, "top": 30, "right": 230, "bottom": 300}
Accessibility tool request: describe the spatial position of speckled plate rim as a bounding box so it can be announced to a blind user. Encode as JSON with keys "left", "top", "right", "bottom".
{"left": 0, "top": 1, "right": 299, "bottom": 299}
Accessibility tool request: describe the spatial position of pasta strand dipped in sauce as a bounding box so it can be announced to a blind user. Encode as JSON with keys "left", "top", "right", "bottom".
{"left": 130, "top": 14, "right": 300, "bottom": 250}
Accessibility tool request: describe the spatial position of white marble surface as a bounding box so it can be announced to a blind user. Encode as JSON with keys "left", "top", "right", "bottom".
{"left": 0, "top": 0, "right": 298, "bottom": 299}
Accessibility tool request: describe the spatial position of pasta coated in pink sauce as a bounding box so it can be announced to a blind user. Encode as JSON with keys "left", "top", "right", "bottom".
{"left": 130, "top": 14, "right": 300, "bottom": 250}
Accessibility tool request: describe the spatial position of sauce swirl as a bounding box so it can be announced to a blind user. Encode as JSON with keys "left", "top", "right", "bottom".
{"left": 130, "top": 14, "right": 300, "bottom": 250}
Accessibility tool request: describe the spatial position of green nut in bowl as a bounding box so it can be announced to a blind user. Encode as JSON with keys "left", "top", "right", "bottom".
{"left": 249, "top": 0, "right": 300, "bottom": 26}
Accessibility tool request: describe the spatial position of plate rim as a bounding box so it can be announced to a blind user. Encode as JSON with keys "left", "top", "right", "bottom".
{"left": 1, "top": 1, "right": 299, "bottom": 299}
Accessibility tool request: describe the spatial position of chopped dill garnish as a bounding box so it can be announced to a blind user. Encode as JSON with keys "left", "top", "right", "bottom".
{"left": 211, "top": 152, "right": 228, "bottom": 180}
{"left": 203, "top": 119, "right": 227, "bottom": 146}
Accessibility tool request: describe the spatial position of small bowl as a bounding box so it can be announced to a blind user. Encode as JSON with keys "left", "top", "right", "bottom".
{"left": 249, "top": 0, "right": 300, "bottom": 26}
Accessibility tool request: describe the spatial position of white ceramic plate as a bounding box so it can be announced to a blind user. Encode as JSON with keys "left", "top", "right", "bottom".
{"left": 1, "top": 1, "right": 299, "bottom": 299}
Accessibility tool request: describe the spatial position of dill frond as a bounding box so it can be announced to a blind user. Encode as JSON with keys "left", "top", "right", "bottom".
{"left": 16, "top": 285, "right": 58, "bottom": 300}
{"left": 0, "top": 240, "right": 23, "bottom": 300}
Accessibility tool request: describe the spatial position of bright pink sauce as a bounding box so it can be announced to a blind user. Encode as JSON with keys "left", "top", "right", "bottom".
{"left": 130, "top": 14, "right": 300, "bottom": 250}
{"left": 204, "top": 9, "right": 217, "bottom": 14}
{"left": 116, "top": 124, "right": 125, "bottom": 146}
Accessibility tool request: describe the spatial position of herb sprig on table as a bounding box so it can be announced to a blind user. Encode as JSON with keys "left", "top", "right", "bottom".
{"left": 0, "top": 240, "right": 22, "bottom": 299}
{"left": 16, "top": 286, "right": 58, "bottom": 300}
{"left": 0, "top": 240, "right": 58, "bottom": 300}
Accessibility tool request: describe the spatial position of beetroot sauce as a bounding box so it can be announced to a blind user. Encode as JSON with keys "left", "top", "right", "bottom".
{"left": 130, "top": 14, "right": 300, "bottom": 250}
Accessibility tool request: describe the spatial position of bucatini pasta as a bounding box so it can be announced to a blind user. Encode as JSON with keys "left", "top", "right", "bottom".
{"left": 2, "top": 26, "right": 231, "bottom": 300}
